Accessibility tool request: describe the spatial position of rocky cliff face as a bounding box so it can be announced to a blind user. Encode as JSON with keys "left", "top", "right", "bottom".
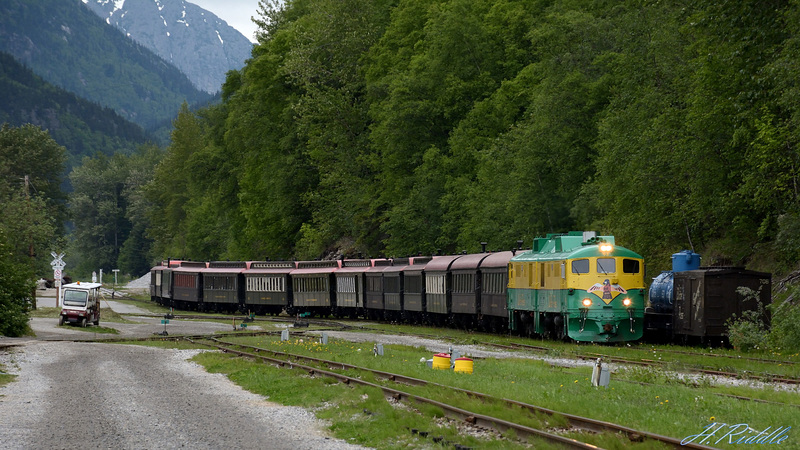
{"left": 83, "top": 0, "right": 253, "bottom": 93}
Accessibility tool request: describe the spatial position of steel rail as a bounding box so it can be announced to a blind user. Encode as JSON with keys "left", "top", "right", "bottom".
{"left": 189, "top": 338, "right": 601, "bottom": 449}
{"left": 491, "top": 341, "right": 800, "bottom": 386}
{"left": 624, "top": 345, "right": 797, "bottom": 366}
{"left": 209, "top": 338, "right": 718, "bottom": 450}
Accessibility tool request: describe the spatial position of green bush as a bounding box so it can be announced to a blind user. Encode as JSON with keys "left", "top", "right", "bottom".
{"left": 766, "top": 289, "right": 800, "bottom": 354}
{"left": 726, "top": 287, "right": 769, "bottom": 352}
{"left": 0, "top": 233, "right": 33, "bottom": 336}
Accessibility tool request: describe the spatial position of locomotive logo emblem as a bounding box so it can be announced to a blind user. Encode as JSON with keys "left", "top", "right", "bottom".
{"left": 587, "top": 279, "right": 627, "bottom": 304}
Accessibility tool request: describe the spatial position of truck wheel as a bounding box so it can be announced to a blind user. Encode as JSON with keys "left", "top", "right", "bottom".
{"left": 58, "top": 316, "right": 64, "bottom": 326}
{"left": 80, "top": 318, "right": 87, "bottom": 328}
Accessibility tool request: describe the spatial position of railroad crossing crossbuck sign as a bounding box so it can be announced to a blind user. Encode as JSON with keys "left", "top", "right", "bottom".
{"left": 51, "top": 252, "right": 65, "bottom": 284}
{"left": 50, "top": 252, "right": 66, "bottom": 270}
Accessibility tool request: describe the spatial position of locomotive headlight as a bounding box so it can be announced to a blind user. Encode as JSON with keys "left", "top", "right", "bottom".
{"left": 582, "top": 298, "right": 592, "bottom": 307}
{"left": 599, "top": 243, "right": 613, "bottom": 253}
{"left": 622, "top": 298, "right": 632, "bottom": 307}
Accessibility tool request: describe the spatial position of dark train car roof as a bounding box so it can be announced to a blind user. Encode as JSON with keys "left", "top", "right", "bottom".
{"left": 384, "top": 258, "right": 412, "bottom": 274}
{"left": 172, "top": 261, "right": 208, "bottom": 273}
{"left": 202, "top": 261, "right": 247, "bottom": 274}
{"left": 366, "top": 259, "right": 393, "bottom": 274}
{"left": 450, "top": 253, "right": 490, "bottom": 271}
{"left": 480, "top": 251, "right": 515, "bottom": 269}
{"left": 337, "top": 259, "right": 386, "bottom": 274}
{"left": 424, "top": 255, "right": 463, "bottom": 272}
{"left": 244, "top": 261, "right": 296, "bottom": 275}
{"left": 403, "top": 256, "right": 433, "bottom": 273}
{"left": 292, "top": 260, "right": 341, "bottom": 275}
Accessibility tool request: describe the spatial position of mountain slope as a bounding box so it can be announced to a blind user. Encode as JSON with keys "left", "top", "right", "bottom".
{"left": 83, "top": 0, "right": 253, "bottom": 94}
{"left": 0, "top": 0, "right": 211, "bottom": 130}
{"left": 0, "top": 52, "right": 150, "bottom": 168}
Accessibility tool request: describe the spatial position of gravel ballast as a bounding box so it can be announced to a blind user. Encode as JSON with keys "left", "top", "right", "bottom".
{"left": 0, "top": 342, "right": 365, "bottom": 449}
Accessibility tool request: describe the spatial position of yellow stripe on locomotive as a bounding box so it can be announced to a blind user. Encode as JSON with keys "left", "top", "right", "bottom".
{"left": 508, "top": 231, "right": 645, "bottom": 342}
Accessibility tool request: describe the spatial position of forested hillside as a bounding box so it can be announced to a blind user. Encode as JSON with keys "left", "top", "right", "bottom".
{"left": 0, "top": 0, "right": 211, "bottom": 130}
{"left": 0, "top": 52, "right": 150, "bottom": 169}
{"left": 87, "top": 0, "right": 800, "bottom": 277}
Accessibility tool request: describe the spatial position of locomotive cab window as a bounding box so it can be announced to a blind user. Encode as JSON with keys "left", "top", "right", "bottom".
{"left": 572, "top": 259, "right": 589, "bottom": 274}
{"left": 597, "top": 258, "right": 616, "bottom": 274}
{"left": 622, "top": 259, "right": 640, "bottom": 274}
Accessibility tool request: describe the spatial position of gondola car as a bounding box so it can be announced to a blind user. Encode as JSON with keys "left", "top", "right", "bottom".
{"left": 243, "top": 261, "right": 296, "bottom": 316}
{"left": 508, "top": 231, "right": 645, "bottom": 342}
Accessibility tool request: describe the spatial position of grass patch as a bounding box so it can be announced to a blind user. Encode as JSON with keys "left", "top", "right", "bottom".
{"left": 191, "top": 350, "right": 521, "bottom": 449}
{"left": 0, "top": 373, "right": 16, "bottom": 388}
{"left": 30, "top": 307, "right": 139, "bottom": 324}
{"left": 210, "top": 334, "right": 800, "bottom": 449}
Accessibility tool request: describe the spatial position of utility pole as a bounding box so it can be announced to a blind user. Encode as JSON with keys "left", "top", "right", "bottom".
{"left": 24, "top": 175, "right": 37, "bottom": 310}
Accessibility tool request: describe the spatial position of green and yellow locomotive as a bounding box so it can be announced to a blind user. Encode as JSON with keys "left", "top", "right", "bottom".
{"left": 508, "top": 231, "right": 645, "bottom": 342}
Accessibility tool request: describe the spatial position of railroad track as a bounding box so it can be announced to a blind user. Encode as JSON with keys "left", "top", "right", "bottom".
{"left": 486, "top": 341, "right": 800, "bottom": 386}
{"left": 196, "top": 336, "right": 718, "bottom": 450}
{"left": 624, "top": 345, "right": 797, "bottom": 366}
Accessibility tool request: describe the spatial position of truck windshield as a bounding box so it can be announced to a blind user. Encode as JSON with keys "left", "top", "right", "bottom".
{"left": 63, "top": 290, "right": 88, "bottom": 306}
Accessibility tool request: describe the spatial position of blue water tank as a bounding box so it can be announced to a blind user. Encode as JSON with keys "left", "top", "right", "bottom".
{"left": 671, "top": 250, "right": 701, "bottom": 272}
{"left": 648, "top": 271, "right": 674, "bottom": 313}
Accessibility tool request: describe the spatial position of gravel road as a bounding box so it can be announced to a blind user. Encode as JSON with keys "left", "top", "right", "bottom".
{"left": 0, "top": 342, "right": 365, "bottom": 450}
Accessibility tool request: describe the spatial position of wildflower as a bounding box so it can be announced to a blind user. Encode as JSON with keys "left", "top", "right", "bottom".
{"left": 710, "top": 416, "right": 715, "bottom": 422}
